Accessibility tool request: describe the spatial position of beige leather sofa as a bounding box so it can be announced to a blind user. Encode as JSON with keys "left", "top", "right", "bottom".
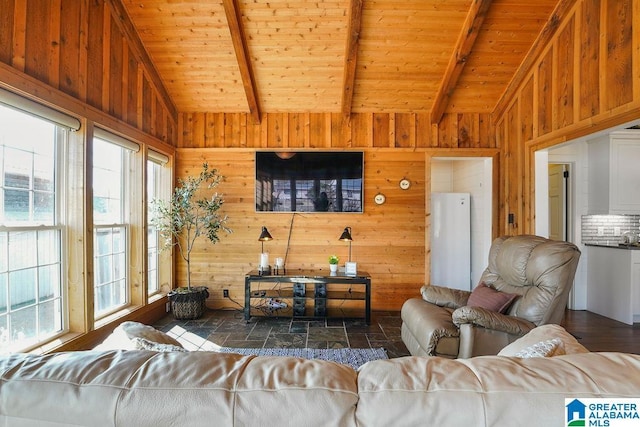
{"left": 1, "top": 325, "right": 640, "bottom": 426}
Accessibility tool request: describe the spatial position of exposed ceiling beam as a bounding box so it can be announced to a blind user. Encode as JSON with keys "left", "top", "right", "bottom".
{"left": 492, "top": 0, "right": 577, "bottom": 119}
{"left": 341, "top": 0, "right": 364, "bottom": 118}
{"left": 430, "top": 0, "right": 493, "bottom": 125}
{"left": 222, "top": 0, "right": 261, "bottom": 124}
{"left": 108, "top": 0, "right": 178, "bottom": 121}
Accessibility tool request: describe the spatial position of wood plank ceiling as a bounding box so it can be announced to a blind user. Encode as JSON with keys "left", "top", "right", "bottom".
{"left": 120, "top": 0, "right": 560, "bottom": 119}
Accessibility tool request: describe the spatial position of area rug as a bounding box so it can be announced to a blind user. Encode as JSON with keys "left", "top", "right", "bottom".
{"left": 216, "top": 347, "right": 388, "bottom": 370}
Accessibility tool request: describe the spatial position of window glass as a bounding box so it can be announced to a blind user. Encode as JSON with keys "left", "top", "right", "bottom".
{"left": 0, "top": 104, "right": 64, "bottom": 352}
{"left": 146, "top": 160, "right": 160, "bottom": 295}
{"left": 92, "top": 138, "right": 128, "bottom": 317}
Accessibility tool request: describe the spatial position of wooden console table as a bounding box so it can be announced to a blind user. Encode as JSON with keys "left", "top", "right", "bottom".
{"left": 244, "top": 269, "right": 371, "bottom": 324}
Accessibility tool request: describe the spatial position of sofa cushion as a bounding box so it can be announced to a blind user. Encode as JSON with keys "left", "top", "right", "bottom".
{"left": 467, "top": 282, "right": 518, "bottom": 313}
{"left": 498, "top": 324, "right": 589, "bottom": 356}
{"left": 94, "top": 321, "right": 184, "bottom": 351}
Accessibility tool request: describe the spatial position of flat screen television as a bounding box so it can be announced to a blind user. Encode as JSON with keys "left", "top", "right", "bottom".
{"left": 255, "top": 151, "right": 363, "bottom": 213}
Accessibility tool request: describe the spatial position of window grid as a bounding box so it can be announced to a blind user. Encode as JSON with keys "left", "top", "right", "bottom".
{"left": 93, "top": 225, "right": 127, "bottom": 316}
{"left": 92, "top": 139, "right": 129, "bottom": 319}
{"left": 146, "top": 160, "right": 160, "bottom": 296}
{"left": 0, "top": 103, "right": 64, "bottom": 352}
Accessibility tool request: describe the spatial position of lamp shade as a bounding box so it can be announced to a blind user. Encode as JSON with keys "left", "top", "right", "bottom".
{"left": 339, "top": 227, "right": 353, "bottom": 242}
{"left": 258, "top": 226, "right": 273, "bottom": 241}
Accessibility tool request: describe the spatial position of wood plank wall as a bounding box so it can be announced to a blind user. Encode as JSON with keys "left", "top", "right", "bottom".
{"left": 494, "top": 0, "right": 640, "bottom": 235}
{"left": 0, "top": 0, "right": 177, "bottom": 143}
{"left": 177, "top": 112, "right": 495, "bottom": 310}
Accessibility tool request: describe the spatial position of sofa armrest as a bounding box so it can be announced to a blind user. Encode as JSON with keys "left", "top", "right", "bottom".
{"left": 451, "top": 306, "right": 536, "bottom": 336}
{"left": 420, "top": 285, "right": 471, "bottom": 309}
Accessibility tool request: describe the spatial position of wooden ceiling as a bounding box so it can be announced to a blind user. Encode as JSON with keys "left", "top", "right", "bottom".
{"left": 120, "top": 0, "right": 560, "bottom": 118}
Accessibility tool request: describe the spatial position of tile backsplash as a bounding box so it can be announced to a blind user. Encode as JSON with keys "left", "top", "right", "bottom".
{"left": 582, "top": 214, "right": 640, "bottom": 245}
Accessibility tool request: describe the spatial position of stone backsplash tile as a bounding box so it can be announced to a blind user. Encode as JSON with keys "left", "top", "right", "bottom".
{"left": 582, "top": 214, "right": 640, "bottom": 245}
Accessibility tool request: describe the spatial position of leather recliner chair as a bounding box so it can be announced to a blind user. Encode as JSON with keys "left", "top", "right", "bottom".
{"left": 401, "top": 235, "right": 581, "bottom": 358}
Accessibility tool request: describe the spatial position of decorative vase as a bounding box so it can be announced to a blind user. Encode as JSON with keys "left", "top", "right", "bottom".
{"left": 330, "top": 264, "right": 338, "bottom": 273}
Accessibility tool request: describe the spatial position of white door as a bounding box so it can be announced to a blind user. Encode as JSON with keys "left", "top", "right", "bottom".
{"left": 548, "top": 164, "right": 568, "bottom": 241}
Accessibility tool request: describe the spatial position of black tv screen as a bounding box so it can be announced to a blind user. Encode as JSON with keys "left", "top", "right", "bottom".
{"left": 255, "top": 151, "right": 363, "bottom": 213}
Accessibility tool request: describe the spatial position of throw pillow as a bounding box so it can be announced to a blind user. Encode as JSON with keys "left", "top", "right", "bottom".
{"left": 94, "top": 321, "right": 184, "bottom": 351}
{"left": 513, "top": 338, "right": 565, "bottom": 358}
{"left": 498, "top": 324, "right": 590, "bottom": 356}
{"left": 132, "top": 337, "right": 188, "bottom": 352}
{"left": 467, "top": 282, "right": 518, "bottom": 314}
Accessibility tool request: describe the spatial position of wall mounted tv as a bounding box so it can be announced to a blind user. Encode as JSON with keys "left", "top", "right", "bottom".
{"left": 255, "top": 151, "right": 363, "bottom": 213}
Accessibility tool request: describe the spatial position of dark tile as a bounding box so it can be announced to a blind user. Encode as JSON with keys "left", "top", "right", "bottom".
{"left": 289, "top": 322, "right": 309, "bottom": 333}
{"left": 264, "top": 333, "right": 307, "bottom": 348}
{"left": 326, "top": 318, "right": 345, "bottom": 328}
{"left": 326, "top": 341, "right": 349, "bottom": 349}
{"left": 307, "top": 341, "right": 328, "bottom": 349}
{"left": 204, "top": 332, "right": 230, "bottom": 346}
{"left": 365, "top": 332, "right": 387, "bottom": 342}
{"left": 308, "top": 328, "right": 347, "bottom": 341}
{"left": 347, "top": 336, "right": 371, "bottom": 348}
{"left": 380, "top": 326, "right": 402, "bottom": 339}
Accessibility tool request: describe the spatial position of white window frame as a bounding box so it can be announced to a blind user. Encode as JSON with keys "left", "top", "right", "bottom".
{"left": 0, "top": 105, "right": 68, "bottom": 353}
{"left": 92, "top": 136, "right": 136, "bottom": 320}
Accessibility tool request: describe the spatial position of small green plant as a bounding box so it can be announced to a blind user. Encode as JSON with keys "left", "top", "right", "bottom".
{"left": 151, "top": 162, "right": 232, "bottom": 291}
{"left": 329, "top": 255, "right": 339, "bottom": 265}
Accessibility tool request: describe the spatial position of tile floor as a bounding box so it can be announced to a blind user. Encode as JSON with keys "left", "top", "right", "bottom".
{"left": 153, "top": 309, "right": 411, "bottom": 358}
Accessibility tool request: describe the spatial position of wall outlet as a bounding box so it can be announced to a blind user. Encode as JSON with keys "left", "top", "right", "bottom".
{"left": 597, "top": 227, "right": 605, "bottom": 236}
{"left": 165, "top": 301, "right": 170, "bottom": 312}
{"left": 614, "top": 227, "right": 621, "bottom": 236}
{"left": 223, "top": 289, "right": 229, "bottom": 298}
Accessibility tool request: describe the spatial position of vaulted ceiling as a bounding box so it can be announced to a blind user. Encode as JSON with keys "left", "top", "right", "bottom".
{"left": 120, "top": 0, "right": 560, "bottom": 120}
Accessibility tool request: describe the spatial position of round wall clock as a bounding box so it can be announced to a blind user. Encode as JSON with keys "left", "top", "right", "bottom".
{"left": 399, "top": 178, "right": 411, "bottom": 190}
{"left": 374, "top": 193, "right": 386, "bottom": 205}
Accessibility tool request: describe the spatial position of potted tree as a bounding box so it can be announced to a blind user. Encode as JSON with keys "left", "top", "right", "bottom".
{"left": 151, "top": 162, "right": 231, "bottom": 319}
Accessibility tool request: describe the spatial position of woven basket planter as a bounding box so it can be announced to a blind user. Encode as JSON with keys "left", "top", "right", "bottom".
{"left": 168, "top": 286, "right": 209, "bottom": 320}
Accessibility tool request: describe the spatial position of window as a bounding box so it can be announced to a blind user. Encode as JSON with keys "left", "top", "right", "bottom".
{"left": 0, "top": 104, "right": 65, "bottom": 352}
{"left": 147, "top": 159, "right": 161, "bottom": 296}
{"left": 92, "top": 137, "right": 130, "bottom": 318}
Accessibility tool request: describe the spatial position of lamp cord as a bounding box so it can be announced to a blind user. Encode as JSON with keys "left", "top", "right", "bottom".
{"left": 284, "top": 213, "right": 295, "bottom": 266}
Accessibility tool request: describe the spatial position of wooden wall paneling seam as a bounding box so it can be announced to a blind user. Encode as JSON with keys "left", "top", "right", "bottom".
{"left": 136, "top": 67, "right": 145, "bottom": 137}
{"left": 598, "top": 0, "right": 607, "bottom": 115}
{"left": 0, "top": 0, "right": 15, "bottom": 64}
{"left": 11, "top": 0, "right": 26, "bottom": 71}
{"left": 49, "top": 0, "right": 61, "bottom": 89}
{"left": 388, "top": 113, "right": 396, "bottom": 148}
{"left": 121, "top": 43, "right": 128, "bottom": 124}
{"left": 551, "top": 38, "right": 558, "bottom": 132}
{"left": 102, "top": 3, "right": 111, "bottom": 116}
{"left": 572, "top": 3, "right": 581, "bottom": 126}
{"left": 78, "top": 0, "right": 89, "bottom": 102}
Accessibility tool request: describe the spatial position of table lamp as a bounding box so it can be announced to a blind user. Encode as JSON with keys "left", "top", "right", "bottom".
{"left": 258, "top": 226, "right": 273, "bottom": 274}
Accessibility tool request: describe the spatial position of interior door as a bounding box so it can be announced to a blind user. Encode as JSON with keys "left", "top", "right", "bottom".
{"left": 548, "top": 164, "right": 567, "bottom": 241}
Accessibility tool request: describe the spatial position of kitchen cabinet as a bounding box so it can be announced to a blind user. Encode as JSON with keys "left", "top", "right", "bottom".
{"left": 587, "top": 246, "right": 640, "bottom": 325}
{"left": 588, "top": 130, "right": 640, "bottom": 214}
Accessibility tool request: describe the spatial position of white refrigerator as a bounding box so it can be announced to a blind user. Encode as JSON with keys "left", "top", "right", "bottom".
{"left": 430, "top": 192, "right": 471, "bottom": 291}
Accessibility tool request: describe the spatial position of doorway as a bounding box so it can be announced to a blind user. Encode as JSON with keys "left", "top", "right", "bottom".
{"left": 548, "top": 163, "right": 571, "bottom": 242}
{"left": 430, "top": 157, "right": 493, "bottom": 288}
